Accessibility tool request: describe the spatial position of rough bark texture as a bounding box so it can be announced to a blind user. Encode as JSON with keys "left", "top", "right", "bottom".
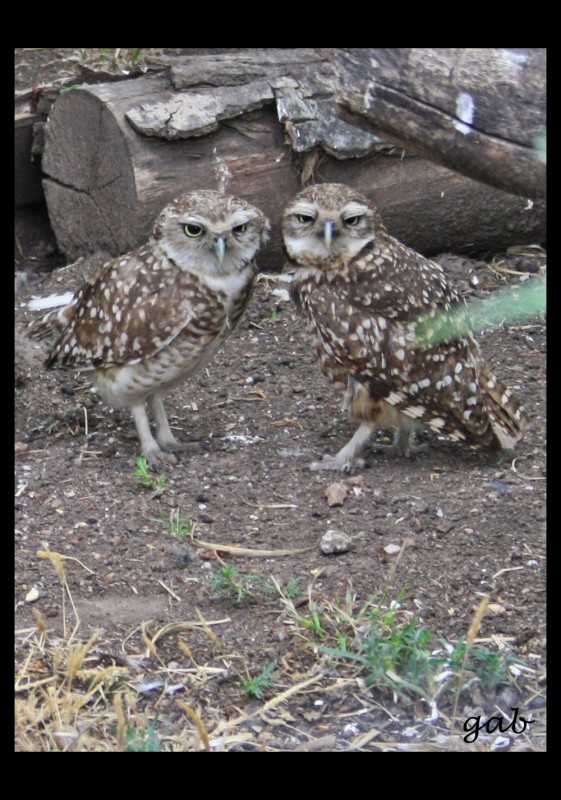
{"left": 40, "top": 51, "right": 546, "bottom": 269}
{"left": 331, "top": 48, "right": 546, "bottom": 200}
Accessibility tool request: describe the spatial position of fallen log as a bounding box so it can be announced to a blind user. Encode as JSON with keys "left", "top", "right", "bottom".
{"left": 331, "top": 48, "right": 546, "bottom": 200}
{"left": 40, "top": 52, "right": 546, "bottom": 270}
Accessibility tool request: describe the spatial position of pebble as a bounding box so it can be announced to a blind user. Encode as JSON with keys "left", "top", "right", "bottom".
{"left": 320, "top": 529, "right": 352, "bottom": 554}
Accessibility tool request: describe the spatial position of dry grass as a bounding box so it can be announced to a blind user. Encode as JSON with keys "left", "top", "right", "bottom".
{"left": 15, "top": 555, "right": 547, "bottom": 752}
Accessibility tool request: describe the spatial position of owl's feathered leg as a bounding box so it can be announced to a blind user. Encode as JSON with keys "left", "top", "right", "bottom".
{"left": 309, "top": 421, "right": 374, "bottom": 473}
{"left": 130, "top": 401, "right": 178, "bottom": 467}
{"left": 149, "top": 393, "right": 186, "bottom": 452}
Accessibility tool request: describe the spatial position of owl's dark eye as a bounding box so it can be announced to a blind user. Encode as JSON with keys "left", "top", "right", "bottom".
{"left": 344, "top": 215, "right": 362, "bottom": 228}
{"left": 184, "top": 223, "right": 204, "bottom": 237}
{"left": 233, "top": 223, "right": 247, "bottom": 234}
{"left": 297, "top": 214, "right": 315, "bottom": 224}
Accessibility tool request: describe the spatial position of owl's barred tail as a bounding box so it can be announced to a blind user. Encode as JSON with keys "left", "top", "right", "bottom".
{"left": 28, "top": 301, "right": 76, "bottom": 343}
{"left": 479, "top": 365, "right": 529, "bottom": 450}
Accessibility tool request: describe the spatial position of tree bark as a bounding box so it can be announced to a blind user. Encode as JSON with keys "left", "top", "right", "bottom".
{"left": 41, "top": 58, "right": 546, "bottom": 271}
{"left": 331, "top": 48, "right": 546, "bottom": 200}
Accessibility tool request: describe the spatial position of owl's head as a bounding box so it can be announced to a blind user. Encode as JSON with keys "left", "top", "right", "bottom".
{"left": 152, "top": 190, "right": 270, "bottom": 275}
{"left": 282, "top": 183, "right": 384, "bottom": 266}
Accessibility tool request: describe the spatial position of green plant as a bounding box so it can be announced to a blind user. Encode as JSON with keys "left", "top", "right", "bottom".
{"left": 452, "top": 637, "right": 520, "bottom": 693}
{"left": 279, "top": 576, "right": 301, "bottom": 599}
{"left": 132, "top": 455, "right": 167, "bottom": 490}
{"left": 163, "top": 508, "right": 192, "bottom": 538}
{"left": 291, "top": 597, "right": 328, "bottom": 640}
{"left": 207, "top": 565, "right": 261, "bottom": 603}
{"left": 322, "top": 607, "right": 442, "bottom": 694}
{"left": 123, "top": 716, "right": 162, "bottom": 752}
{"left": 59, "top": 84, "right": 88, "bottom": 94}
{"left": 282, "top": 586, "right": 524, "bottom": 704}
{"left": 208, "top": 566, "right": 301, "bottom": 605}
{"left": 241, "top": 662, "right": 276, "bottom": 699}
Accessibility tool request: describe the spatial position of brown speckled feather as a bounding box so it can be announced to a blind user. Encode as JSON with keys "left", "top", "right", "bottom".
{"left": 283, "top": 183, "right": 528, "bottom": 471}
{"left": 29, "top": 190, "right": 270, "bottom": 466}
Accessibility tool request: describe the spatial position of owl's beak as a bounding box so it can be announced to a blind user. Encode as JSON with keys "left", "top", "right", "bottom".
{"left": 323, "top": 221, "right": 334, "bottom": 250}
{"left": 214, "top": 236, "right": 227, "bottom": 264}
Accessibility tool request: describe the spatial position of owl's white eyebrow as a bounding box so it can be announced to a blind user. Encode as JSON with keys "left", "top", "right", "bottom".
{"left": 229, "top": 210, "right": 253, "bottom": 227}
{"left": 342, "top": 203, "right": 369, "bottom": 216}
{"left": 290, "top": 203, "right": 316, "bottom": 217}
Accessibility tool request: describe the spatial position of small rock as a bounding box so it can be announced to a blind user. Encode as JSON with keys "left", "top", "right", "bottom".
{"left": 25, "top": 587, "right": 40, "bottom": 603}
{"left": 436, "top": 521, "right": 455, "bottom": 534}
{"left": 372, "top": 488, "right": 387, "bottom": 504}
{"left": 490, "top": 736, "right": 511, "bottom": 752}
{"left": 325, "top": 482, "right": 348, "bottom": 507}
{"left": 485, "top": 480, "right": 512, "bottom": 496}
{"left": 320, "top": 529, "right": 352, "bottom": 555}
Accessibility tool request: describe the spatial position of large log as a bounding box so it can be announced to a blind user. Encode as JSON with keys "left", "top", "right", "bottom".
{"left": 331, "top": 48, "right": 546, "bottom": 200}
{"left": 41, "top": 57, "right": 546, "bottom": 271}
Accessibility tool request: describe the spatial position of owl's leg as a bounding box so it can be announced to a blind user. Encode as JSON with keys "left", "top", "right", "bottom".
{"left": 149, "top": 393, "right": 187, "bottom": 453}
{"left": 131, "top": 401, "right": 178, "bottom": 467}
{"left": 371, "top": 418, "right": 428, "bottom": 458}
{"left": 309, "top": 422, "right": 375, "bottom": 473}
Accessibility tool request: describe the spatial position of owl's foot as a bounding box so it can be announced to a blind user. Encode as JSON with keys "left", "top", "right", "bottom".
{"left": 371, "top": 427, "right": 428, "bottom": 458}
{"left": 132, "top": 403, "right": 183, "bottom": 468}
{"left": 371, "top": 440, "right": 429, "bottom": 458}
{"left": 308, "top": 455, "right": 368, "bottom": 473}
{"left": 141, "top": 445, "right": 180, "bottom": 469}
{"left": 309, "top": 422, "right": 373, "bottom": 473}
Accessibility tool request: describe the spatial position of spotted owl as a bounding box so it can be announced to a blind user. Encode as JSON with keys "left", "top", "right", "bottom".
{"left": 282, "top": 183, "right": 528, "bottom": 472}
{"left": 29, "top": 190, "right": 270, "bottom": 466}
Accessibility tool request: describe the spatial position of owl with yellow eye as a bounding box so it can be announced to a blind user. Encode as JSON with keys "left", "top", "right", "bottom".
{"left": 29, "top": 190, "right": 270, "bottom": 466}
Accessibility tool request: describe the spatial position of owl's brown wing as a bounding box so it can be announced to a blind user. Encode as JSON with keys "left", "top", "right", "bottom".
{"left": 297, "top": 273, "right": 493, "bottom": 441}
{"left": 47, "top": 249, "right": 216, "bottom": 370}
{"left": 343, "top": 238, "right": 461, "bottom": 320}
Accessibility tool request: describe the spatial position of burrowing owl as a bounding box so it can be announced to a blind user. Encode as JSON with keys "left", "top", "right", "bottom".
{"left": 282, "top": 183, "right": 528, "bottom": 472}
{"left": 29, "top": 190, "right": 270, "bottom": 466}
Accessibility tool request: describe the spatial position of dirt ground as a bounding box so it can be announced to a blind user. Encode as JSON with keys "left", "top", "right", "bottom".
{"left": 14, "top": 50, "right": 546, "bottom": 752}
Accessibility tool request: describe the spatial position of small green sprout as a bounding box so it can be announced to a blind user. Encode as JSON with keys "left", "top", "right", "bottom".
{"left": 132, "top": 455, "right": 167, "bottom": 490}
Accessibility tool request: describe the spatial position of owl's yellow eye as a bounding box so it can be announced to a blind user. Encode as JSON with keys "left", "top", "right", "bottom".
{"left": 297, "top": 214, "right": 315, "bottom": 224}
{"left": 233, "top": 223, "right": 247, "bottom": 234}
{"left": 344, "top": 215, "right": 362, "bottom": 227}
{"left": 184, "top": 223, "right": 204, "bottom": 237}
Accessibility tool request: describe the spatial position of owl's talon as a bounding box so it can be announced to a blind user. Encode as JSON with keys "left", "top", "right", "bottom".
{"left": 143, "top": 449, "right": 179, "bottom": 469}
{"left": 370, "top": 441, "right": 429, "bottom": 458}
{"left": 308, "top": 455, "right": 363, "bottom": 473}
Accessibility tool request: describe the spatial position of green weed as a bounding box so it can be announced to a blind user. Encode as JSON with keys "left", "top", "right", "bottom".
{"left": 240, "top": 662, "right": 276, "bottom": 699}
{"left": 123, "top": 716, "right": 162, "bottom": 752}
{"left": 281, "top": 585, "right": 524, "bottom": 704}
{"left": 132, "top": 455, "right": 167, "bottom": 491}
{"left": 208, "top": 566, "right": 300, "bottom": 605}
{"left": 162, "top": 508, "right": 193, "bottom": 539}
